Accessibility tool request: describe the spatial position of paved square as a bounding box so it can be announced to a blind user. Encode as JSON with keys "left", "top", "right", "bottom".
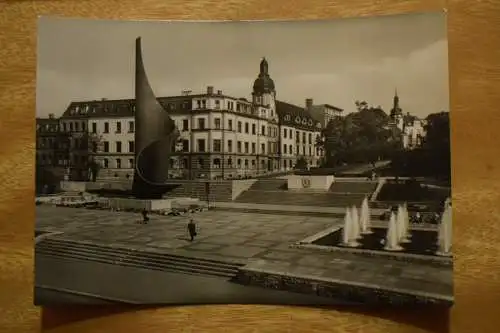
{"left": 35, "top": 206, "right": 453, "bottom": 299}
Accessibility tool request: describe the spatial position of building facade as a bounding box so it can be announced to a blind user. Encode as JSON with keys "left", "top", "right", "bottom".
{"left": 53, "top": 58, "right": 327, "bottom": 181}
{"left": 389, "top": 90, "right": 426, "bottom": 150}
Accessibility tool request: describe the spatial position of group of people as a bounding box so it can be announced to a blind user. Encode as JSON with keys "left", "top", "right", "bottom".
{"left": 139, "top": 209, "right": 198, "bottom": 241}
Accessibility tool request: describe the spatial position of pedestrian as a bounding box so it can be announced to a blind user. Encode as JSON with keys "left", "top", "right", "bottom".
{"left": 141, "top": 208, "right": 149, "bottom": 224}
{"left": 187, "top": 218, "right": 197, "bottom": 242}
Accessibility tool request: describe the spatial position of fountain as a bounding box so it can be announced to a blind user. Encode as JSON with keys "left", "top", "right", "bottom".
{"left": 359, "top": 197, "right": 373, "bottom": 235}
{"left": 350, "top": 205, "right": 361, "bottom": 240}
{"left": 436, "top": 202, "right": 452, "bottom": 256}
{"left": 342, "top": 208, "right": 360, "bottom": 247}
{"left": 403, "top": 203, "right": 412, "bottom": 240}
{"left": 397, "top": 205, "right": 411, "bottom": 243}
{"left": 384, "top": 212, "right": 403, "bottom": 251}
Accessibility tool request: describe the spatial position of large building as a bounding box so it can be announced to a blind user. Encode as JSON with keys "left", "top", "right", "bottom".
{"left": 50, "top": 58, "right": 332, "bottom": 181}
{"left": 389, "top": 90, "right": 426, "bottom": 150}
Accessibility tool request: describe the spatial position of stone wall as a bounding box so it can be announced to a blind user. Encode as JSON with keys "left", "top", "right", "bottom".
{"left": 236, "top": 269, "right": 453, "bottom": 306}
{"left": 231, "top": 179, "right": 258, "bottom": 200}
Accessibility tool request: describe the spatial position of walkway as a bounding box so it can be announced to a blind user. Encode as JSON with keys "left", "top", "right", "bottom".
{"left": 36, "top": 255, "right": 354, "bottom": 305}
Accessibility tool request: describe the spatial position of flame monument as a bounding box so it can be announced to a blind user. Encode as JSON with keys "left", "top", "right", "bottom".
{"left": 132, "top": 37, "right": 180, "bottom": 199}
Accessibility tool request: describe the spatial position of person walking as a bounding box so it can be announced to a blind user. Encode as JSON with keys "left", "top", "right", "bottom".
{"left": 187, "top": 218, "right": 197, "bottom": 242}
{"left": 141, "top": 208, "right": 149, "bottom": 224}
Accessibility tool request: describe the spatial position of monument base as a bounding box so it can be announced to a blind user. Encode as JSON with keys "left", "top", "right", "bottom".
{"left": 286, "top": 175, "right": 335, "bottom": 191}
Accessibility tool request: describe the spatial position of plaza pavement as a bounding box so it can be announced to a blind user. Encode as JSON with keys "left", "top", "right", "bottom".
{"left": 35, "top": 206, "right": 453, "bottom": 302}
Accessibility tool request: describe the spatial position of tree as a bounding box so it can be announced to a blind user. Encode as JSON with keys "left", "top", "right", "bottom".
{"left": 295, "top": 156, "right": 308, "bottom": 170}
{"left": 319, "top": 100, "right": 401, "bottom": 167}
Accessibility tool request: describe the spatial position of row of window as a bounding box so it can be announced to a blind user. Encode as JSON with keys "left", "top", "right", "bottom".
{"left": 100, "top": 157, "right": 303, "bottom": 170}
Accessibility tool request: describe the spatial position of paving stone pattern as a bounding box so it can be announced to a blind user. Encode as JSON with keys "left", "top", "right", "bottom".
{"left": 36, "top": 206, "right": 453, "bottom": 298}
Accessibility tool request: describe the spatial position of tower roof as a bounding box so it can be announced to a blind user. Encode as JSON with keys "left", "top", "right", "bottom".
{"left": 253, "top": 57, "right": 275, "bottom": 94}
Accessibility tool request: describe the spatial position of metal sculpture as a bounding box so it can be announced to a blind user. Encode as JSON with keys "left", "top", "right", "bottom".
{"left": 132, "top": 37, "right": 180, "bottom": 199}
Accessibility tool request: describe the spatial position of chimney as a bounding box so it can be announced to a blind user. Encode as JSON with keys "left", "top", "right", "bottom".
{"left": 207, "top": 86, "right": 214, "bottom": 95}
{"left": 48, "top": 113, "right": 55, "bottom": 119}
{"left": 305, "top": 98, "right": 313, "bottom": 110}
{"left": 217, "top": 90, "right": 222, "bottom": 95}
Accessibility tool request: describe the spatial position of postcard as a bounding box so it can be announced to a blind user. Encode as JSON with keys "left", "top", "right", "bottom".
{"left": 35, "top": 12, "right": 452, "bottom": 306}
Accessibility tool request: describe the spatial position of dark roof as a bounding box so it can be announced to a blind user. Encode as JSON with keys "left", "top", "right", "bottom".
{"left": 60, "top": 93, "right": 255, "bottom": 119}
{"left": 276, "top": 100, "right": 322, "bottom": 131}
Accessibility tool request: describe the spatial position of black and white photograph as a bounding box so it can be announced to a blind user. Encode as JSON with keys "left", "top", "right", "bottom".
{"left": 35, "top": 12, "right": 453, "bottom": 306}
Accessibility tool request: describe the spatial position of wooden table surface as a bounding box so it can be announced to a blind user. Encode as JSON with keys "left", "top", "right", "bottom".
{"left": 1, "top": 1, "right": 499, "bottom": 332}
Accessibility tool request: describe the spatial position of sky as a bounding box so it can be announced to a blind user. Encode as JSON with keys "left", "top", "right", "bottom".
{"left": 36, "top": 12, "right": 449, "bottom": 119}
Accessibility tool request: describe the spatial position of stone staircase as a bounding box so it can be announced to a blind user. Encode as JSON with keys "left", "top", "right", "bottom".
{"left": 328, "top": 181, "right": 378, "bottom": 194}
{"left": 246, "top": 179, "right": 287, "bottom": 191}
{"left": 36, "top": 238, "right": 244, "bottom": 279}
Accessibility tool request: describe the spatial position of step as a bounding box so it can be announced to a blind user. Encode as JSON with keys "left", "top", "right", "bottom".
{"left": 36, "top": 240, "right": 242, "bottom": 278}
{"left": 36, "top": 243, "right": 240, "bottom": 275}
{"left": 40, "top": 238, "right": 244, "bottom": 267}
{"left": 37, "top": 251, "right": 237, "bottom": 278}
{"left": 37, "top": 239, "right": 242, "bottom": 269}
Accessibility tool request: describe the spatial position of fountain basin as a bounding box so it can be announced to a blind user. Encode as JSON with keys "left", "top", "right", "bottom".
{"left": 292, "top": 227, "right": 453, "bottom": 266}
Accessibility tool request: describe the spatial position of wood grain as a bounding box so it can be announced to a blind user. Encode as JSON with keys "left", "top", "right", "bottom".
{"left": 1, "top": 0, "right": 499, "bottom": 332}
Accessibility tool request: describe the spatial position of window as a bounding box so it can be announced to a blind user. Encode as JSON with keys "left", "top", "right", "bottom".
{"left": 237, "top": 121, "right": 242, "bottom": 133}
{"left": 116, "top": 141, "right": 122, "bottom": 153}
{"left": 309, "top": 146, "right": 312, "bottom": 156}
{"left": 296, "top": 131, "right": 300, "bottom": 143}
{"left": 215, "top": 100, "right": 220, "bottom": 109}
{"left": 237, "top": 159, "right": 241, "bottom": 167}
{"left": 262, "top": 125, "right": 265, "bottom": 135}
{"left": 129, "top": 158, "right": 134, "bottom": 168}
{"left": 289, "top": 129, "right": 293, "bottom": 138}
{"left": 244, "top": 142, "right": 249, "bottom": 154}
{"left": 182, "top": 158, "right": 188, "bottom": 168}
{"left": 252, "top": 160, "right": 256, "bottom": 168}
{"left": 116, "top": 159, "right": 121, "bottom": 169}
{"left": 103, "top": 158, "right": 108, "bottom": 168}
{"left": 104, "top": 122, "right": 109, "bottom": 133}
{"left": 283, "top": 128, "right": 287, "bottom": 138}
{"left": 296, "top": 145, "right": 299, "bottom": 155}
{"left": 308, "top": 133, "right": 312, "bottom": 144}
{"left": 283, "top": 144, "right": 287, "bottom": 154}
{"left": 116, "top": 121, "right": 122, "bottom": 133}
{"left": 302, "top": 132, "right": 306, "bottom": 143}
{"left": 198, "top": 118, "right": 205, "bottom": 130}
{"left": 75, "top": 122, "right": 80, "bottom": 131}
{"left": 198, "top": 158, "right": 204, "bottom": 168}
{"left": 82, "top": 122, "right": 86, "bottom": 131}
{"left": 182, "top": 139, "right": 189, "bottom": 152}
{"left": 69, "top": 123, "right": 74, "bottom": 131}
{"left": 261, "top": 143, "right": 265, "bottom": 154}
{"left": 289, "top": 145, "right": 293, "bottom": 155}
{"left": 214, "top": 118, "right": 221, "bottom": 129}
{"left": 227, "top": 140, "right": 233, "bottom": 153}
{"left": 197, "top": 139, "right": 206, "bottom": 152}
{"left": 245, "top": 122, "right": 249, "bottom": 134}
{"left": 252, "top": 124, "right": 256, "bottom": 135}
{"left": 182, "top": 119, "right": 189, "bottom": 131}
{"left": 103, "top": 141, "right": 109, "bottom": 152}
{"left": 228, "top": 158, "right": 232, "bottom": 166}
{"left": 228, "top": 119, "right": 233, "bottom": 131}
{"left": 244, "top": 159, "right": 249, "bottom": 169}
{"left": 252, "top": 143, "right": 256, "bottom": 154}
{"left": 128, "top": 141, "right": 134, "bottom": 153}
{"left": 213, "top": 139, "right": 222, "bottom": 152}
{"left": 213, "top": 158, "right": 221, "bottom": 168}
{"left": 237, "top": 141, "right": 242, "bottom": 153}
{"left": 128, "top": 121, "right": 134, "bottom": 133}
{"left": 92, "top": 123, "right": 97, "bottom": 133}
{"left": 92, "top": 142, "right": 98, "bottom": 153}
{"left": 236, "top": 103, "right": 241, "bottom": 111}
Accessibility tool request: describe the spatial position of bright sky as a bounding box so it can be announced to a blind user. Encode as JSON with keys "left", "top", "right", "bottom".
{"left": 36, "top": 12, "right": 449, "bottom": 119}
